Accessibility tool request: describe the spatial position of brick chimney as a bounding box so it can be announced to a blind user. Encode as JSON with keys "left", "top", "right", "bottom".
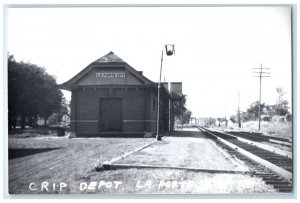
{"left": 170, "top": 82, "right": 182, "bottom": 95}
{"left": 161, "top": 82, "right": 168, "bottom": 90}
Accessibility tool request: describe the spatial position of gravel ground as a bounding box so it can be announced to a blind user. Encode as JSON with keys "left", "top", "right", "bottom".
{"left": 116, "top": 136, "right": 249, "bottom": 171}
{"left": 8, "top": 129, "right": 277, "bottom": 194}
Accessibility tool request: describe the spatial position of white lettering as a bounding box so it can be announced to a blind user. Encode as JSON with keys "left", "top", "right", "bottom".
{"left": 28, "top": 182, "right": 68, "bottom": 192}
{"left": 178, "top": 181, "right": 188, "bottom": 188}
{"left": 144, "top": 180, "right": 152, "bottom": 189}
{"left": 98, "top": 180, "right": 106, "bottom": 189}
{"left": 106, "top": 182, "right": 112, "bottom": 188}
{"left": 96, "top": 72, "right": 125, "bottom": 78}
{"left": 158, "top": 180, "right": 171, "bottom": 189}
{"left": 157, "top": 180, "right": 195, "bottom": 190}
{"left": 29, "top": 182, "right": 37, "bottom": 191}
{"left": 41, "top": 182, "right": 49, "bottom": 191}
{"left": 60, "top": 182, "right": 68, "bottom": 191}
{"left": 172, "top": 181, "right": 178, "bottom": 188}
{"left": 79, "top": 182, "right": 87, "bottom": 191}
{"left": 136, "top": 180, "right": 152, "bottom": 189}
{"left": 80, "top": 181, "right": 123, "bottom": 191}
{"left": 114, "top": 181, "right": 122, "bottom": 190}
{"left": 87, "top": 181, "right": 97, "bottom": 190}
{"left": 136, "top": 180, "right": 143, "bottom": 189}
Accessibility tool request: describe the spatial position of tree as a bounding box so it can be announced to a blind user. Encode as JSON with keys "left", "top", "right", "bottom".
{"left": 56, "top": 97, "right": 70, "bottom": 124}
{"left": 243, "top": 88, "right": 291, "bottom": 123}
{"left": 8, "top": 55, "right": 64, "bottom": 129}
{"left": 246, "top": 101, "right": 267, "bottom": 120}
{"left": 274, "top": 100, "right": 289, "bottom": 116}
{"left": 172, "top": 95, "right": 187, "bottom": 118}
{"left": 8, "top": 56, "right": 39, "bottom": 128}
{"left": 217, "top": 118, "right": 221, "bottom": 126}
{"left": 261, "top": 87, "right": 291, "bottom": 121}
{"left": 38, "top": 75, "right": 63, "bottom": 126}
{"left": 276, "top": 87, "right": 285, "bottom": 105}
{"left": 48, "top": 97, "right": 69, "bottom": 126}
{"left": 181, "top": 110, "right": 192, "bottom": 124}
{"left": 8, "top": 55, "right": 19, "bottom": 129}
{"left": 274, "top": 87, "right": 290, "bottom": 116}
{"left": 208, "top": 117, "right": 217, "bottom": 126}
{"left": 241, "top": 111, "right": 250, "bottom": 122}
{"left": 230, "top": 115, "right": 236, "bottom": 123}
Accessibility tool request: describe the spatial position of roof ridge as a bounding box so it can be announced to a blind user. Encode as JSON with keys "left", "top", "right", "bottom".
{"left": 94, "top": 51, "right": 125, "bottom": 63}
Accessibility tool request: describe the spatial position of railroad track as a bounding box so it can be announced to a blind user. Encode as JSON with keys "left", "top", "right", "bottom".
{"left": 197, "top": 127, "right": 293, "bottom": 193}
{"left": 228, "top": 131, "right": 292, "bottom": 147}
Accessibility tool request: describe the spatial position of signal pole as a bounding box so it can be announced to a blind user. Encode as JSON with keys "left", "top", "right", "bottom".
{"left": 156, "top": 44, "right": 175, "bottom": 141}
{"left": 252, "top": 64, "right": 270, "bottom": 131}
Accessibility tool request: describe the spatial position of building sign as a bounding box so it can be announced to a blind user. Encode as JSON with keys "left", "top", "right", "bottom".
{"left": 96, "top": 72, "right": 126, "bottom": 78}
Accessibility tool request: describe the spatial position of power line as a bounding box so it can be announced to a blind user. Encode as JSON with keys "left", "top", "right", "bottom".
{"left": 252, "top": 64, "right": 271, "bottom": 131}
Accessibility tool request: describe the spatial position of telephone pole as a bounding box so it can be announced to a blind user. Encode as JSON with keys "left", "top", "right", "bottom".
{"left": 238, "top": 92, "right": 241, "bottom": 128}
{"left": 252, "top": 64, "right": 270, "bottom": 131}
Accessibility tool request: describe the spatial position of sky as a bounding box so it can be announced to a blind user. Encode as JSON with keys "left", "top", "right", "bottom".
{"left": 6, "top": 6, "right": 292, "bottom": 118}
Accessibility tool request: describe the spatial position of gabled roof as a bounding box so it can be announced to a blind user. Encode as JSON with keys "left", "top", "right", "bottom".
{"left": 94, "top": 51, "right": 125, "bottom": 63}
{"left": 58, "top": 51, "right": 156, "bottom": 90}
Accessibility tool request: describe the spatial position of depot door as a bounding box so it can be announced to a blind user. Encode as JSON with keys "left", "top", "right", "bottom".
{"left": 99, "top": 98, "right": 122, "bottom": 132}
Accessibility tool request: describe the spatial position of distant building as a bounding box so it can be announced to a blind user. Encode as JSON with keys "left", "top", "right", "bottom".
{"left": 61, "top": 114, "right": 71, "bottom": 126}
{"left": 59, "top": 52, "right": 183, "bottom": 137}
{"left": 272, "top": 115, "right": 287, "bottom": 122}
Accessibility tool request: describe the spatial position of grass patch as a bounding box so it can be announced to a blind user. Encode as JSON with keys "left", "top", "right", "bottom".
{"left": 260, "top": 122, "right": 292, "bottom": 139}
{"left": 215, "top": 121, "right": 292, "bottom": 140}
{"left": 9, "top": 137, "right": 154, "bottom": 194}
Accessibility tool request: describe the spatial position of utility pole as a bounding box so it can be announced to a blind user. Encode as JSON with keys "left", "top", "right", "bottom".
{"left": 238, "top": 91, "right": 241, "bottom": 128}
{"left": 252, "top": 64, "right": 270, "bottom": 131}
{"left": 181, "top": 98, "right": 183, "bottom": 130}
{"left": 224, "top": 103, "right": 227, "bottom": 126}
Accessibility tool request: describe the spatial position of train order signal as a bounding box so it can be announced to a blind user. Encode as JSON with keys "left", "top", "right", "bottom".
{"left": 165, "top": 44, "right": 175, "bottom": 56}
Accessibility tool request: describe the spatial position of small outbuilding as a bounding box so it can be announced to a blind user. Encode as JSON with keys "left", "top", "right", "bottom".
{"left": 59, "top": 51, "right": 183, "bottom": 137}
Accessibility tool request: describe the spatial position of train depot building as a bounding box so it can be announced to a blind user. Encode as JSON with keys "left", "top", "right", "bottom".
{"left": 59, "top": 52, "right": 183, "bottom": 137}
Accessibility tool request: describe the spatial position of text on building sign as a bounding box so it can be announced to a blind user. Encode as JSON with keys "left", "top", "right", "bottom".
{"left": 96, "top": 72, "right": 126, "bottom": 78}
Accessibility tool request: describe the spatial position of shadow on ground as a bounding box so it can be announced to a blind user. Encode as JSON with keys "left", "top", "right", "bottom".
{"left": 9, "top": 148, "right": 60, "bottom": 160}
